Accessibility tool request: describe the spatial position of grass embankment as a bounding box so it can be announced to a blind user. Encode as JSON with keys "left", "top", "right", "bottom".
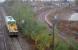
{"left": 5, "top": 3, "right": 53, "bottom": 50}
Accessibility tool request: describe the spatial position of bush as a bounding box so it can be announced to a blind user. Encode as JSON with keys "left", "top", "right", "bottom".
{"left": 55, "top": 41, "right": 69, "bottom": 50}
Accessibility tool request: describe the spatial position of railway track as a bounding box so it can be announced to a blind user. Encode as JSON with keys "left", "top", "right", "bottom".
{"left": 0, "top": 7, "right": 9, "bottom": 50}
{"left": 1, "top": 7, "right": 22, "bottom": 50}
{"left": 37, "top": 6, "right": 78, "bottom": 50}
{"left": 9, "top": 36, "right": 32, "bottom": 50}
{"left": 45, "top": 10, "right": 75, "bottom": 49}
{"left": 0, "top": 7, "right": 22, "bottom": 50}
{"left": 0, "top": 7, "right": 32, "bottom": 50}
{"left": 9, "top": 37, "right": 23, "bottom": 50}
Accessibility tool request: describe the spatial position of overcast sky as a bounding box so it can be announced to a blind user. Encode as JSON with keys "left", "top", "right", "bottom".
{"left": 55, "top": 0, "right": 75, "bottom": 1}
{"left": 28, "top": 0, "right": 75, "bottom": 1}
{"left": 1, "top": 0, "right": 75, "bottom": 1}
{"left": 0, "top": 0, "right": 5, "bottom": 3}
{"left": 46, "top": 0, "right": 75, "bottom": 1}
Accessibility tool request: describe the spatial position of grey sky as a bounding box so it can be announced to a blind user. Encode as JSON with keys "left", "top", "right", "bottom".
{"left": 0, "top": 0, "right": 5, "bottom": 3}
{"left": 26, "top": 0, "right": 75, "bottom": 1}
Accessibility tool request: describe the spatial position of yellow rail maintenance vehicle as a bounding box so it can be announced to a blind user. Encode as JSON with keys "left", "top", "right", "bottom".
{"left": 5, "top": 16, "right": 18, "bottom": 37}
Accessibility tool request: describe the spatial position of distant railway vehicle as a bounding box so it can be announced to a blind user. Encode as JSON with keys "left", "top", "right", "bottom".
{"left": 5, "top": 16, "right": 18, "bottom": 36}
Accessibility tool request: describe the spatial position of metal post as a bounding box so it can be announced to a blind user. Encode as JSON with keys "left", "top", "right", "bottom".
{"left": 52, "top": 22, "right": 55, "bottom": 50}
{"left": 52, "top": 16, "right": 58, "bottom": 50}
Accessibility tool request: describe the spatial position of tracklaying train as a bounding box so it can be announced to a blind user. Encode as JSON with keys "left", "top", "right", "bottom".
{"left": 5, "top": 16, "right": 18, "bottom": 36}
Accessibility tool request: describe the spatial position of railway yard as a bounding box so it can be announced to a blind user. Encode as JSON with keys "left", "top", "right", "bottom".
{"left": 0, "top": 0, "right": 78, "bottom": 50}
{"left": 36, "top": 4, "right": 78, "bottom": 50}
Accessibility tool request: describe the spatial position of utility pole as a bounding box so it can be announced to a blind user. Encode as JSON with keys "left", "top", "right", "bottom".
{"left": 52, "top": 16, "right": 58, "bottom": 50}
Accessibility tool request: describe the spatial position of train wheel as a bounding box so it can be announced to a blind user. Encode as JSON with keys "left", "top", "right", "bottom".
{"left": 9, "top": 32, "right": 18, "bottom": 37}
